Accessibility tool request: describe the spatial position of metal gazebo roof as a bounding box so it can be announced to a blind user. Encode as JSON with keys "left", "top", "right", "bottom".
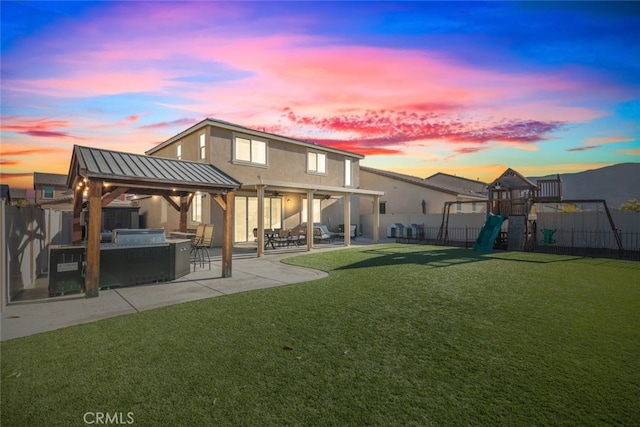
{"left": 67, "top": 145, "right": 240, "bottom": 193}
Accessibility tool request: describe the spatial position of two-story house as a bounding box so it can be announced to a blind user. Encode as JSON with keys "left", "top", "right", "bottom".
{"left": 33, "top": 172, "right": 73, "bottom": 210}
{"left": 143, "top": 118, "right": 384, "bottom": 253}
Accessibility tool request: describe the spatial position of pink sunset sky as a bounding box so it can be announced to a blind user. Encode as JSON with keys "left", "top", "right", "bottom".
{"left": 1, "top": 1, "right": 638, "bottom": 191}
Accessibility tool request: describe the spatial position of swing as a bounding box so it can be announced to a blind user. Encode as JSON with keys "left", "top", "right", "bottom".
{"left": 540, "top": 228, "right": 556, "bottom": 244}
{"left": 539, "top": 202, "right": 558, "bottom": 245}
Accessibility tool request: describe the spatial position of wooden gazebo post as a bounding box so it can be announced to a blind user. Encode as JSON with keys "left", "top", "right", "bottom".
{"left": 221, "top": 190, "right": 234, "bottom": 277}
{"left": 213, "top": 190, "right": 234, "bottom": 277}
{"left": 85, "top": 179, "right": 103, "bottom": 298}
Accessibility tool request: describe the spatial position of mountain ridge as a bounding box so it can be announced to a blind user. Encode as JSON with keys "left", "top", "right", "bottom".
{"left": 529, "top": 163, "right": 640, "bottom": 210}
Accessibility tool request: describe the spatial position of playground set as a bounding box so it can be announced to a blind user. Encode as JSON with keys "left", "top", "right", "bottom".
{"left": 437, "top": 168, "right": 623, "bottom": 255}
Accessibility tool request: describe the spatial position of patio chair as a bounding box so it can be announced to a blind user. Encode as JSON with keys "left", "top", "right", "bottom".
{"left": 314, "top": 225, "right": 334, "bottom": 243}
{"left": 191, "top": 224, "right": 206, "bottom": 246}
{"left": 192, "top": 224, "right": 214, "bottom": 271}
{"left": 289, "top": 227, "right": 306, "bottom": 246}
{"left": 274, "top": 229, "right": 292, "bottom": 247}
{"left": 336, "top": 224, "right": 357, "bottom": 240}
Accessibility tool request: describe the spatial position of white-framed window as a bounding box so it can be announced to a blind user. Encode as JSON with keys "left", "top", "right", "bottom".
{"left": 234, "top": 135, "right": 267, "bottom": 165}
{"left": 42, "top": 186, "right": 54, "bottom": 199}
{"left": 199, "top": 134, "right": 206, "bottom": 160}
{"left": 456, "top": 202, "right": 462, "bottom": 212}
{"left": 191, "top": 193, "right": 202, "bottom": 223}
{"left": 472, "top": 202, "right": 477, "bottom": 212}
{"left": 302, "top": 198, "right": 322, "bottom": 223}
{"left": 177, "top": 144, "right": 182, "bottom": 160}
{"left": 344, "top": 158, "right": 352, "bottom": 186}
{"left": 308, "top": 151, "right": 326, "bottom": 174}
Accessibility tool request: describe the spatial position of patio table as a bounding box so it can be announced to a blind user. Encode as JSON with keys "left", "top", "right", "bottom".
{"left": 264, "top": 230, "right": 277, "bottom": 249}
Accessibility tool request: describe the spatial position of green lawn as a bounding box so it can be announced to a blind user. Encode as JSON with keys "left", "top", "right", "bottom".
{"left": 2, "top": 245, "right": 639, "bottom": 426}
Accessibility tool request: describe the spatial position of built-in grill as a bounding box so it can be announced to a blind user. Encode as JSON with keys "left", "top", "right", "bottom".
{"left": 110, "top": 228, "right": 166, "bottom": 246}
{"left": 49, "top": 229, "right": 192, "bottom": 297}
{"left": 100, "top": 229, "right": 171, "bottom": 288}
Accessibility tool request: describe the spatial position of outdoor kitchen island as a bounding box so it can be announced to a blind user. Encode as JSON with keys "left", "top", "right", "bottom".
{"left": 49, "top": 229, "right": 192, "bottom": 297}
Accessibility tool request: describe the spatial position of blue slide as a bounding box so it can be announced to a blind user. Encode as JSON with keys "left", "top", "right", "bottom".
{"left": 474, "top": 213, "right": 505, "bottom": 253}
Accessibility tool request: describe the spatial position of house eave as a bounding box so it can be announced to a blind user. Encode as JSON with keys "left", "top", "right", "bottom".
{"left": 243, "top": 180, "right": 384, "bottom": 197}
{"left": 145, "top": 118, "right": 366, "bottom": 160}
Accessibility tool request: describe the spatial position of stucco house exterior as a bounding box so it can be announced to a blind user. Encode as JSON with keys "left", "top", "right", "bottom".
{"left": 142, "top": 118, "right": 384, "bottom": 252}
{"left": 360, "top": 167, "right": 487, "bottom": 214}
{"left": 358, "top": 166, "right": 488, "bottom": 237}
{"left": 33, "top": 172, "right": 73, "bottom": 210}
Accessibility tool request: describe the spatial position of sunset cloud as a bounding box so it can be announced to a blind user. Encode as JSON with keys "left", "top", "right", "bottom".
{"left": 0, "top": 147, "right": 65, "bottom": 156}
{"left": 139, "top": 118, "right": 199, "bottom": 130}
{"left": 278, "top": 108, "right": 565, "bottom": 155}
{"left": 114, "top": 114, "right": 141, "bottom": 126}
{"left": 1, "top": 1, "right": 637, "bottom": 189}
{"left": 618, "top": 148, "right": 640, "bottom": 156}
{"left": 583, "top": 137, "right": 635, "bottom": 146}
{"left": 0, "top": 117, "right": 78, "bottom": 139}
{"left": 567, "top": 146, "right": 599, "bottom": 152}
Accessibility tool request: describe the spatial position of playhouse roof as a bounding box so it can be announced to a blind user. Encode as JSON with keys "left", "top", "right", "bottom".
{"left": 488, "top": 168, "right": 537, "bottom": 190}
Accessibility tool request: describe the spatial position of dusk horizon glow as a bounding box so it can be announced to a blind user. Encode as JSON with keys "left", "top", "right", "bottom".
{"left": 1, "top": 1, "right": 638, "bottom": 191}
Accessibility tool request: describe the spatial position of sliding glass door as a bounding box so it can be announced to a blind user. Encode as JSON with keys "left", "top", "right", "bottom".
{"left": 234, "top": 196, "right": 282, "bottom": 242}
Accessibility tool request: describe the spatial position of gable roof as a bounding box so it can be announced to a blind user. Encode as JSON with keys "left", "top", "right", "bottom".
{"left": 33, "top": 172, "right": 68, "bottom": 188}
{"left": 360, "top": 166, "right": 486, "bottom": 198}
{"left": 488, "top": 168, "right": 537, "bottom": 190}
{"left": 145, "top": 118, "right": 365, "bottom": 159}
{"left": 424, "top": 172, "right": 487, "bottom": 194}
{"left": 425, "top": 172, "right": 487, "bottom": 185}
{"left": 67, "top": 145, "right": 241, "bottom": 193}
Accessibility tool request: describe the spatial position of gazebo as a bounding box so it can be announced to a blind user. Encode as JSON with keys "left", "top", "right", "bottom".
{"left": 67, "top": 145, "right": 241, "bottom": 298}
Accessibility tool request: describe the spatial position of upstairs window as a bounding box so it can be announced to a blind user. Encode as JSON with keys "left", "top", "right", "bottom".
{"left": 344, "top": 158, "right": 352, "bottom": 186}
{"left": 177, "top": 144, "right": 182, "bottom": 160}
{"left": 234, "top": 136, "right": 267, "bottom": 165}
{"left": 308, "top": 151, "right": 326, "bottom": 174}
{"left": 199, "top": 134, "right": 206, "bottom": 160}
{"left": 43, "top": 186, "right": 54, "bottom": 199}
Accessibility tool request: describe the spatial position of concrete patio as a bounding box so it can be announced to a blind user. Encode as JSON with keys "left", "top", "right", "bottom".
{"left": 1, "top": 239, "right": 390, "bottom": 341}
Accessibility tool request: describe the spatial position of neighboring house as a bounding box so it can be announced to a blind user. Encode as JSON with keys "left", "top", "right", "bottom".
{"left": 360, "top": 166, "right": 487, "bottom": 215}
{"left": 9, "top": 188, "right": 29, "bottom": 206}
{"left": 33, "top": 172, "right": 73, "bottom": 210}
{"left": 143, "top": 118, "right": 384, "bottom": 248}
{"left": 34, "top": 171, "right": 131, "bottom": 213}
{"left": 0, "top": 185, "right": 10, "bottom": 205}
{"left": 359, "top": 166, "right": 488, "bottom": 237}
{"left": 1, "top": 187, "right": 29, "bottom": 207}
{"left": 425, "top": 172, "right": 487, "bottom": 197}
